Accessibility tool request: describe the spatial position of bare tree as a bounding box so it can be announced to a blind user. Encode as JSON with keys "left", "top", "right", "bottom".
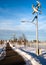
{"left": 22, "top": 33, "right": 28, "bottom": 46}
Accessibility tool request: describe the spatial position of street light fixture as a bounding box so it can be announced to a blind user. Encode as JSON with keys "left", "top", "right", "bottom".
{"left": 21, "top": 19, "right": 36, "bottom": 25}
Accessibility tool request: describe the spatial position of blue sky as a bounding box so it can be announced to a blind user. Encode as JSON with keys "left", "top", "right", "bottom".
{"left": 0, "top": 0, "right": 46, "bottom": 41}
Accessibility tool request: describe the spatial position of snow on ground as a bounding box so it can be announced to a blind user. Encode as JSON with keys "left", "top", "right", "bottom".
{"left": 10, "top": 44, "right": 41, "bottom": 65}
{"left": 10, "top": 43, "right": 46, "bottom": 55}
{"left": 20, "top": 46, "right": 46, "bottom": 61}
{"left": 10, "top": 43, "right": 46, "bottom": 65}
{"left": 0, "top": 42, "right": 46, "bottom": 65}
{"left": 42, "top": 53, "right": 46, "bottom": 59}
{"left": 19, "top": 46, "right": 36, "bottom": 53}
{"left": 0, "top": 43, "right": 6, "bottom": 60}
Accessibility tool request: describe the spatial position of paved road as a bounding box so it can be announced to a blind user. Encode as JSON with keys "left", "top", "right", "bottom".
{"left": 0, "top": 43, "right": 26, "bottom": 65}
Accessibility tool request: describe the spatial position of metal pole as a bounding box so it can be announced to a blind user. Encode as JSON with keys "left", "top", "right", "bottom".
{"left": 36, "top": 13, "right": 39, "bottom": 55}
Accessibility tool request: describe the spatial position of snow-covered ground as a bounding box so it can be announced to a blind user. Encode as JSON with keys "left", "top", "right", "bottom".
{"left": 10, "top": 43, "right": 46, "bottom": 65}
{"left": 0, "top": 42, "right": 46, "bottom": 65}
{"left": 0, "top": 43, "right": 6, "bottom": 60}
{"left": 10, "top": 43, "right": 46, "bottom": 55}
{"left": 10, "top": 44, "right": 41, "bottom": 65}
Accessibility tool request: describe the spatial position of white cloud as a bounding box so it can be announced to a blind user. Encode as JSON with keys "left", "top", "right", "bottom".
{"left": 0, "top": 19, "right": 16, "bottom": 30}
{"left": 0, "top": 16, "right": 46, "bottom": 32}
{"left": 0, "top": 9, "right": 46, "bottom": 33}
{"left": 39, "top": 22, "right": 46, "bottom": 31}
{"left": 0, "top": 18, "right": 36, "bottom": 31}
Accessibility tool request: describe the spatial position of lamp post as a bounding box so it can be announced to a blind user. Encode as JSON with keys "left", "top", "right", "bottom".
{"left": 21, "top": 0, "right": 41, "bottom": 55}
{"left": 21, "top": 16, "right": 39, "bottom": 55}
{"left": 36, "top": 14, "right": 39, "bottom": 55}
{"left": 21, "top": 15, "right": 39, "bottom": 55}
{"left": 32, "top": 0, "right": 41, "bottom": 55}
